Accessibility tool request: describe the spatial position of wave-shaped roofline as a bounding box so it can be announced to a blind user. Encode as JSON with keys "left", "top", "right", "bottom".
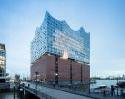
{"left": 45, "top": 11, "right": 90, "bottom": 34}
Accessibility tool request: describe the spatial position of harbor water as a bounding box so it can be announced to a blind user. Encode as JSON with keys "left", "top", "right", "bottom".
{"left": 91, "top": 80, "right": 125, "bottom": 89}
{"left": 0, "top": 92, "right": 20, "bottom": 99}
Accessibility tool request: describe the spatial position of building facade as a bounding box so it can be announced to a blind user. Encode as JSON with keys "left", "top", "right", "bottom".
{"left": 31, "top": 12, "right": 90, "bottom": 84}
{"left": 0, "top": 43, "right": 6, "bottom": 82}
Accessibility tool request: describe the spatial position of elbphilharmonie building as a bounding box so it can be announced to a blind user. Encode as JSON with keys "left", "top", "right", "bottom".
{"left": 31, "top": 12, "right": 90, "bottom": 84}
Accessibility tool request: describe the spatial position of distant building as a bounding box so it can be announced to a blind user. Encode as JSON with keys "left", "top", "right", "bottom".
{"left": 0, "top": 43, "right": 6, "bottom": 82}
{"left": 31, "top": 12, "right": 90, "bottom": 84}
{"left": 0, "top": 43, "right": 9, "bottom": 90}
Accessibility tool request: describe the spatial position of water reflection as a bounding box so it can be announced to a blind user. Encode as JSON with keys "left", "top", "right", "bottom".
{"left": 0, "top": 92, "right": 20, "bottom": 99}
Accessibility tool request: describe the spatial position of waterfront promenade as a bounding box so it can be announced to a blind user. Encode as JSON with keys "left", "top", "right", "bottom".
{"left": 21, "top": 81, "right": 125, "bottom": 99}
{"left": 22, "top": 82, "right": 93, "bottom": 99}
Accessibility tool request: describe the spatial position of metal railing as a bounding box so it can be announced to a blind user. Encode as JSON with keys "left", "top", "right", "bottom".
{"left": 20, "top": 84, "right": 56, "bottom": 99}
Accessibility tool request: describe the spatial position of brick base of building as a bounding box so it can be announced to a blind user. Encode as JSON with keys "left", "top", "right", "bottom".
{"left": 31, "top": 53, "right": 90, "bottom": 85}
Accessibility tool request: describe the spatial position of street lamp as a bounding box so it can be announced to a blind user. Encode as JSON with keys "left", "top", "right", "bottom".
{"left": 13, "top": 83, "right": 15, "bottom": 99}
{"left": 55, "top": 55, "right": 59, "bottom": 86}
{"left": 81, "top": 64, "right": 83, "bottom": 84}
{"left": 55, "top": 73, "right": 58, "bottom": 85}
{"left": 116, "top": 76, "right": 119, "bottom": 96}
{"left": 55, "top": 73, "right": 58, "bottom": 76}
{"left": 35, "top": 71, "right": 38, "bottom": 95}
{"left": 70, "top": 59, "right": 73, "bottom": 85}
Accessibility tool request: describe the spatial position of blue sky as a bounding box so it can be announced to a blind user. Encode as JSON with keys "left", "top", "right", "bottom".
{"left": 0, "top": 0, "right": 125, "bottom": 77}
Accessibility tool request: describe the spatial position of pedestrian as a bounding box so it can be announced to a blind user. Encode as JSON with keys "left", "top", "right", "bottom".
{"left": 53, "top": 83, "right": 55, "bottom": 88}
{"left": 111, "top": 85, "right": 115, "bottom": 96}
{"left": 103, "top": 89, "right": 106, "bottom": 96}
{"left": 28, "top": 84, "right": 30, "bottom": 87}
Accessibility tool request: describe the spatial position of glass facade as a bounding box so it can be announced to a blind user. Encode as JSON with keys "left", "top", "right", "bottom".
{"left": 0, "top": 43, "right": 6, "bottom": 77}
{"left": 31, "top": 12, "right": 90, "bottom": 64}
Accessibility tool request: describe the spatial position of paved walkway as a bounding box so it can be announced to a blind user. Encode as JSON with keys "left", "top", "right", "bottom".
{"left": 23, "top": 82, "right": 125, "bottom": 99}
{"left": 25, "top": 82, "right": 93, "bottom": 99}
